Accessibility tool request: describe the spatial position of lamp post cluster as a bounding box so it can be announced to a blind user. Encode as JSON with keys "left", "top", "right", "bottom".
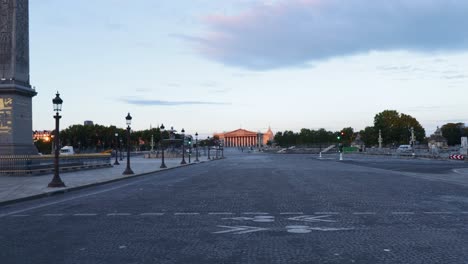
{"left": 46, "top": 92, "right": 210, "bottom": 188}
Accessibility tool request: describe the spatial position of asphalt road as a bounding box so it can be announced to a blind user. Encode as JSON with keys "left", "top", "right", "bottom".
{"left": 1, "top": 151, "right": 468, "bottom": 264}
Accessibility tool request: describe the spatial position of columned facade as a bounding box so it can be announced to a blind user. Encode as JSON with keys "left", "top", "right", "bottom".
{"left": 215, "top": 128, "right": 274, "bottom": 148}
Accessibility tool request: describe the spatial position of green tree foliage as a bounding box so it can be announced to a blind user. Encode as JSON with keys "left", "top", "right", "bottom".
{"left": 373, "top": 110, "right": 425, "bottom": 146}
{"left": 58, "top": 124, "right": 169, "bottom": 153}
{"left": 34, "top": 139, "right": 52, "bottom": 154}
{"left": 441, "top": 123, "right": 466, "bottom": 146}
{"left": 273, "top": 128, "right": 347, "bottom": 147}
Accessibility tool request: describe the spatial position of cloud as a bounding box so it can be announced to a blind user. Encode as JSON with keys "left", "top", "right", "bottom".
{"left": 442, "top": 74, "right": 468, "bottom": 80}
{"left": 192, "top": 0, "right": 468, "bottom": 70}
{"left": 123, "top": 98, "right": 229, "bottom": 106}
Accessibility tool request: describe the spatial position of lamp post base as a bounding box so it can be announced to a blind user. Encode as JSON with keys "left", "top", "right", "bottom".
{"left": 160, "top": 163, "right": 167, "bottom": 169}
{"left": 181, "top": 159, "right": 186, "bottom": 165}
{"left": 48, "top": 178, "right": 66, "bottom": 188}
{"left": 123, "top": 167, "right": 134, "bottom": 175}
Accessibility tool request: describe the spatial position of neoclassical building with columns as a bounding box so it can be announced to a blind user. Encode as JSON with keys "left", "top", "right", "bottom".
{"left": 214, "top": 128, "right": 274, "bottom": 147}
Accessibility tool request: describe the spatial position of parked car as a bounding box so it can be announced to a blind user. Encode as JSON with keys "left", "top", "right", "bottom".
{"left": 60, "top": 146, "right": 75, "bottom": 155}
{"left": 397, "top": 145, "right": 412, "bottom": 152}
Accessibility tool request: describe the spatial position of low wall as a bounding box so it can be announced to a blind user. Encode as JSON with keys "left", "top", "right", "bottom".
{"left": 0, "top": 154, "right": 112, "bottom": 176}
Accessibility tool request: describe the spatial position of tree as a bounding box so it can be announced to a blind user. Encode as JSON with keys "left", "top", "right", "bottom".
{"left": 373, "top": 110, "right": 425, "bottom": 146}
{"left": 441, "top": 123, "right": 466, "bottom": 146}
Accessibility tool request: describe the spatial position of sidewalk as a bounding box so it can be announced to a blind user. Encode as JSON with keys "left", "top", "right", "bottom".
{"left": 0, "top": 155, "right": 211, "bottom": 205}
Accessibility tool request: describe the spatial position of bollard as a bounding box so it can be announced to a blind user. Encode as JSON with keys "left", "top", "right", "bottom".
{"left": 319, "top": 152, "right": 322, "bottom": 159}
{"left": 339, "top": 152, "right": 343, "bottom": 161}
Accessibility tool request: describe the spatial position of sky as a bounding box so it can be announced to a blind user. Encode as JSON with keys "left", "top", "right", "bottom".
{"left": 29, "top": 0, "right": 468, "bottom": 137}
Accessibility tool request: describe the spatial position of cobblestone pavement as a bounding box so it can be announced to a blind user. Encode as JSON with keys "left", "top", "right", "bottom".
{"left": 0, "top": 155, "right": 210, "bottom": 204}
{"left": 1, "top": 152, "right": 468, "bottom": 263}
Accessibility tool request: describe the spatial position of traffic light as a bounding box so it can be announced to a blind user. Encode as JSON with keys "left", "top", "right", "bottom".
{"left": 337, "top": 136, "right": 341, "bottom": 140}
{"left": 341, "top": 131, "right": 345, "bottom": 136}
{"left": 188, "top": 138, "right": 192, "bottom": 145}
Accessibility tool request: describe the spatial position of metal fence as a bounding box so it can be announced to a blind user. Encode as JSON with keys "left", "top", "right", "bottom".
{"left": 0, "top": 154, "right": 112, "bottom": 176}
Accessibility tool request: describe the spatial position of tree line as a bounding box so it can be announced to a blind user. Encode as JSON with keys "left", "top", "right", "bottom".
{"left": 34, "top": 124, "right": 214, "bottom": 154}
{"left": 274, "top": 110, "right": 467, "bottom": 147}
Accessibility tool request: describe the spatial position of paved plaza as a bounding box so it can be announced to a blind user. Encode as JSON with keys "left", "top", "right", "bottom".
{"left": 1, "top": 150, "right": 468, "bottom": 263}
{"left": 0, "top": 155, "right": 211, "bottom": 205}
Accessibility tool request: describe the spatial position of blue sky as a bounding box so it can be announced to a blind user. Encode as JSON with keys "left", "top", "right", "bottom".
{"left": 30, "top": 0, "right": 468, "bottom": 136}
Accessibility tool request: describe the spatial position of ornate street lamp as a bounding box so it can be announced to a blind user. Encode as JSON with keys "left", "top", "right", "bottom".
{"left": 48, "top": 92, "right": 66, "bottom": 188}
{"left": 160, "top": 124, "right": 167, "bottom": 168}
{"left": 195, "top": 132, "right": 199, "bottom": 162}
{"left": 180, "top": 128, "right": 186, "bottom": 164}
{"left": 123, "top": 113, "right": 134, "bottom": 175}
{"left": 114, "top": 133, "right": 120, "bottom": 165}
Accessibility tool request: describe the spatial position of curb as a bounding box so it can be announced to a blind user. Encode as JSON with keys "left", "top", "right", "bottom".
{"left": 0, "top": 160, "right": 213, "bottom": 207}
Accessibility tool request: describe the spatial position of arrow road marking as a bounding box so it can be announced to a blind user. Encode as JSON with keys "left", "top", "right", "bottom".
{"left": 288, "top": 215, "right": 337, "bottom": 223}
{"left": 213, "top": 225, "right": 269, "bottom": 235}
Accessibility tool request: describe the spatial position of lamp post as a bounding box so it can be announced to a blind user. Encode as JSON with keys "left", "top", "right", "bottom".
{"left": 195, "top": 132, "right": 199, "bottom": 162}
{"left": 207, "top": 136, "right": 211, "bottom": 160}
{"left": 180, "top": 128, "right": 186, "bottom": 164}
{"left": 119, "top": 138, "right": 123, "bottom": 161}
{"left": 114, "top": 133, "right": 120, "bottom": 165}
{"left": 123, "top": 113, "right": 134, "bottom": 175}
{"left": 48, "top": 92, "right": 66, "bottom": 188}
{"left": 160, "top": 124, "right": 167, "bottom": 168}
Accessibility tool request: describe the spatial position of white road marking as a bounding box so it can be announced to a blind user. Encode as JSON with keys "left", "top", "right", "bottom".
{"left": 11, "top": 214, "right": 29, "bottom": 217}
{"left": 174, "top": 212, "right": 200, "bottom": 215}
{"left": 461, "top": 212, "right": 468, "bottom": 214}
{"left": 285, "top": 225, "right": 354, "bottom": 233}
{"left": 242, "top": 212, "right": 269, "bottom": 215}
{"left": 213, "top": 225, "right": 269, "bottom": 235}
{"left": 74, "top": 213, "right": 97, "bottom": 216}
{"left": 208, "top": 212, "right": 234, "bottom": 215}
{"left": 279, "top": 212, "right": 304, "bottom": 215}
{"left": 107, "top": 213, "right": 131, "bottom": 216}
{"left": 43, "top": 214, "right": 64, "bottom": 217}
{"left": 391, "top": 212, "right": 415, "bottom": 215}
{"left": 423, "top": 212, "right": 453, "bottom": 214}
{"left": 288, "top": 215, "right": 337, "bottom": 223}
{"left": 140, "top": 213, "right": 165, "bottom": 216}
{"left": 352, "top": 212, "right": 376, "bottom": 215}
{"left": 314, "top": 212, "right": 339, "bottom": 215}
{"left": 308, "top": 227, "right": 355, "bottom": 232}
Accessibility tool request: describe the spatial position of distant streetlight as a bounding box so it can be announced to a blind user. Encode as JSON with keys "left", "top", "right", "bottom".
{"left": 160, "top": 124, "right": 167, "bottom": 168}
{"left": 114, "top": 133, "right": 120, "bottom": 165}
{"left": 195, "top": 132, "right": 199, "bottom": 162}
{"left": 181, "top": 128, "right": 186, "bottom": 164}
{"left": 123, "top": 113, "right": 134, "bottom": 175}
{"left": 119, "top": 138, "right": 123, "bottom": 161}
{"left": 48, "top": 92, "right": 66, "bottom": 188}
{"left": 207, "top": 136, "right": 211, "bottom": 160}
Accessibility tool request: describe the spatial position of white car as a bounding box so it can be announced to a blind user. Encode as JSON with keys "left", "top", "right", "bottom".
{"left": 60, "top": 146, "right": 75, "bottom": 155}
{"left": 397, "top": 145, "right": 412, "bottom": 152}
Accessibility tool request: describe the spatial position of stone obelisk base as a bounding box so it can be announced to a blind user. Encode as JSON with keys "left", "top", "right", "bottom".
{"left": 0, "top": 83, "right": 38, "bottom": 155}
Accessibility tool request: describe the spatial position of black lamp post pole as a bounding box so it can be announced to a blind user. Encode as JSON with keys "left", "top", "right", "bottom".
{"left": 119, "top": 139, "right": 123, "bottom": 161}
{"left": 181, "top": 129, "right": 186, "bottom": 164}
{"left": 160, "top": 124, "right": 167, "bottom": 168}
{"left": 48, "top": 112, "right": 65, "bottom": 187}
{"left": 195, "top": 133, "right": 199, "bottom": 162}
{"left": 123, "top": 113, "right": 134, "bottom": 175}
{"left": 114, "top": 133, "right": 120, "bottom": 165}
